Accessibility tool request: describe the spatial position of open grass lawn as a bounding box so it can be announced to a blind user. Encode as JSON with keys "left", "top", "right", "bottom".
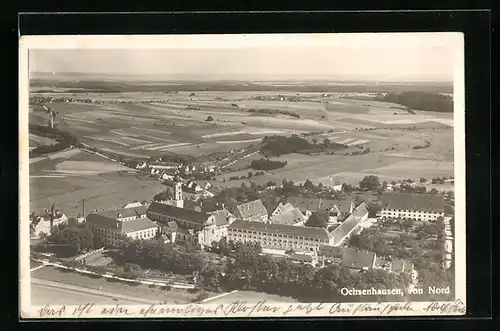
{"left": 31, "top": 266, "right": 213, "bottom": 304}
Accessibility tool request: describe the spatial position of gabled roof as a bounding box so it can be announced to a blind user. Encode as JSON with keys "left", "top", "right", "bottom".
{"left": 235, "top": 199, "right": 268, "bottom": 220}
{"left": 86, "top": 213, "right": 157, "bottom": 233}
{"left": 381, "top": 193, "right": 445, "bottom": 213}
{"left": 270, "top": 208, "right": 305, "bottom": 225}
{"left": 391, "top": 258, "right": 414, "bottom": 272}
{"left": 96, "top": 206, "right": 147, "bottom": 220}
{"left": 318, "top": 245, "right": 343, "bottom": 257}
{"left": 341, "top": 248, "right": 376, "bottom": 269}
{"left": 289, "top": 253, "right": 313, "bottom": 262}
{"left": 330, "top": 202, "right": 369, "bottom": 245}
{"left": 375, "top": 256, "right": 391, "bottom": 268}
{"left": 228, "top": 220, "right": 330, "bottom": 240}
{"left": 209, "top": 209, "right": 233, "bottom": 226}
{"left": 121, "top": 217, "right": 158, "bottom": 233}
{"left": 147, "top": 202, "right": 210, "bottom": 223}
{"left": 286, "top": 197, "right": 351, "bottom": 213}
{"left": 272, "top": 202, "right": 295, "bottom": 215}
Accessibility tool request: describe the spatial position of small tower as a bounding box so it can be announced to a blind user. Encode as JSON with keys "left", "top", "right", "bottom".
{"left": 174, "top": 177, "right": 184, "bottom": 209}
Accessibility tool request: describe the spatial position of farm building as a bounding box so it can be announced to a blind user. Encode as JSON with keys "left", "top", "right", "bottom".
{"left": 380, "top": 193, "right": 445, "bottom": 221}
{"left": 86, "top": 206, "right": 159, "bottom": 247}
{"left": 234, "top": 199, "right": 268, "bottom": 222}
{"left": 330, "top": 202, "right": 369, "bottom": 246}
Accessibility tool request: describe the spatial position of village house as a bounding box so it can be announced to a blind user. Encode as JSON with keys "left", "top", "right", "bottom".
{"left": 330, "top": 202, "right": 369, "bottom": 246}
{"left": 285, "top": 197, "right": 354, "bottom": 220}
{"left": 234, "top": 199, "right": 269, "bottom": 222}
{"left": 31, "top": 213, "right": 68, "bottom": 238}
{"left": 227, "top": 220, "right": 333, "bottom": 253}
{"left": 341, "top": 248, "right": 377, "bottom": 271}
{"left": 318, "top": 245, "right": 343, "bottom": 265}
{"left": 269, "top": 207, "right": 306, "bottom": 226}
{"left": 380, "top": 193, "right": 445, "bottom": 221}
{"left": 86, "top": 206, "right": 159, "bottom": 247}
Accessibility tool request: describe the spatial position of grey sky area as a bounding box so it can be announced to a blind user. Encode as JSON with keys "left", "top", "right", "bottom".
{"left": 29, "top": 36, "right": 456, "bottom": 82}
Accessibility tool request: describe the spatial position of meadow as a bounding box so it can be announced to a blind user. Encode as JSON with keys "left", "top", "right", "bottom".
{"left": 29, "top": 82, "right": 455, "bottom": 210}
{"left": 29, "top": 148, "right": 165, "bottom": 217}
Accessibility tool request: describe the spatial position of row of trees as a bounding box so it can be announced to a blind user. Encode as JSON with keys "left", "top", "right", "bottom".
{"left": 38, "top": 223, "right": 96, "bottom": 257}
{"left": 377, "top": 91, "right": 453, "bottom": 113}
{"left": 29, "top": 124, "right": 80, "bottom": 157}
{"left": 250, "top": 159, "right": 287, "bottom": 171}
{"left": 201, "top": 238, "right": 413, "bottom": 301}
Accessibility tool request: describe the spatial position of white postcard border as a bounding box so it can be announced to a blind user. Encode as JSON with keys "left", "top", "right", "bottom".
{"left": 19, "top": 33, "right": 466, "bottom": 319}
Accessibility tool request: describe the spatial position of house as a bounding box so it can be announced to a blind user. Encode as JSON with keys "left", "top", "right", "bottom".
{"left": 391, "top": 258, "right": 418, "bottom": 282}
{"left": 285, "top": 197, "right": 354, "bottom": 217}
{"left": 86, "top": 207, "right": 159, "bottom": 247}
{"left": 227, "top": 220, "right": 332, "bottom": 253}
{"left": 341, "top": 248, "right": 376, "bottom": 270}
{"left": 31, "top": 214, "right": 68, "bottom": 237}
{"left": 374, "top": 256, "right": 392, "bottom": 271}
{"left": 318, "top": 245, "right": 343, "bottom": 264}
{"left": 234, "top": 199, "right": 268, "bottom": 222}
{"left": 269, "top": 208, "right": 306, "bottom": 226}
{"left": 271, "top": 202, "right": 295, "bottom": 217}
{"left": 330, "top": 202, "right": 369, "bottom": 246}
{"left": 287, "top": 253, "right": 317, "bottom": 266}
{"left": 184, "top": 181, "right": 203, "bottom": 193}
{"left": 123, "top": 201, "right": 143, "bottom": 209}
{"left": 380, "top": 193, "right": 445, "bottom": 221}
{"left": 333, "top": 184, "right": 344, "bottom": 192}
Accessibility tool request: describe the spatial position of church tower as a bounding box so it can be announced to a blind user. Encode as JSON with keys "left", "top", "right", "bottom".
{"left": 174, "top": 177, "right": 184, "bottom": 209}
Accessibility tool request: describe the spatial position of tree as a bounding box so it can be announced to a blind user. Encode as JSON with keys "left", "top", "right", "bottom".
{"left": 305, "top": 211, "right": 329, "bottom": 228}
{"left": 304, "top": 179, "right": 314, "bottom": 190}
{"left": 420, "top": 177, "right": 427, "bottom": 183}
{"left": 247, "top": 171, "right": 253, "bottom": 179}
{"left": 359, "top": 175, "right": 380, "bottom": 191}
{"left": 312, "top": 138, "right": 318, "bottom": 145}
{"left": 323, "top": 138, "right": 330, "bottom": 145}
{"left": 206, "top": 116, "right": 214, "bottom": 122}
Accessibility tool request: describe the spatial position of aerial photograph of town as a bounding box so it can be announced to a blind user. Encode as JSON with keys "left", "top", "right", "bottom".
{"left": 25, "top": 35, "right": 458, "bottom": 311}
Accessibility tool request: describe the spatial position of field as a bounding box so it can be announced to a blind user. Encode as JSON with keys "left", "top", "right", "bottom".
{"left": 29, "top": 148, "right": 165, "bottom": 217}
{"left": 29, "top": 82, "right": 455, "bottom": 209}
{"left": 30, "top": 89, "right": 453, "bottom": 160}
{"left": 31, "top": 266, "right": 212, "bottom": 304}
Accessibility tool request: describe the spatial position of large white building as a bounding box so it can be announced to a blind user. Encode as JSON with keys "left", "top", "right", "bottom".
{"left": 380, "top": 193, "right": 445, "bottom": 221}
{"left": 227, "top": 220, "right": 332, "bottom": 253}
{"left": 86, "top": 206, "right": 159, "bottom": 247}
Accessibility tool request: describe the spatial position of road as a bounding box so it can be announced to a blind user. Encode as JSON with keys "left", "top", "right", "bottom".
{"left": 31, "top": 278, "right": 159, "bottom": 305}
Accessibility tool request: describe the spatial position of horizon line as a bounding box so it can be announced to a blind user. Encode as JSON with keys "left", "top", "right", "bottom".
{"left": 30, "top": 72, "right": 453, "bottom": 84}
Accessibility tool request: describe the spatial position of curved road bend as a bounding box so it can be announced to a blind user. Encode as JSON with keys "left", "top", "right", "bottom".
{"left": 31, "top": 278, "right": 160, "bottom": 305}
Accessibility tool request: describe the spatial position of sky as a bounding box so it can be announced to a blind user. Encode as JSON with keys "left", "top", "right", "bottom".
{"left": 28, "top": 34, "right": 459, "bottom": 82}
